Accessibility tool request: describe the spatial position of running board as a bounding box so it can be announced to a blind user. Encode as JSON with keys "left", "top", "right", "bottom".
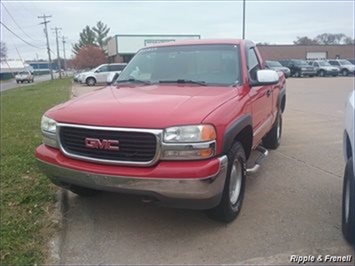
{"left": 246, "top": 146, "right": 269, "bottom": 174}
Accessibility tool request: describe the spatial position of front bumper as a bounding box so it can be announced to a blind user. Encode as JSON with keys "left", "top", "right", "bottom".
{"left": 300, "top": 70, "right": 317, "bottom": 76}
{"left": 36, "top": 145, "right": 228, "bottom": 209}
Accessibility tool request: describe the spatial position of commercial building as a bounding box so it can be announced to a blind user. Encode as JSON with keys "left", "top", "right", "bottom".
{"left": 107, "top": 34, "right": 201, "bottom": 63}
{"left": 26, "top": 61, "right": 58, "bottom": 75}
{"left": 0, "top": 60, "right": 33, "bottom": 80}
{"left": 257, "top": 44, "right": 354, "bottom": 61}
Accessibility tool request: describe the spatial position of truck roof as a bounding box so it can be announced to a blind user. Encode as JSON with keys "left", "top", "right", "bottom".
{"left": 145, "top": 39, "right": 248, "bottom": 49}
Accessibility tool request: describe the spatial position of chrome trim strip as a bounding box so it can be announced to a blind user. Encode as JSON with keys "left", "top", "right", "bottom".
{"left": 37, "top": 155, "right": 228, "bottom": 201}
{"left": 56, "top": 123, "right": 163, "bottom": 167}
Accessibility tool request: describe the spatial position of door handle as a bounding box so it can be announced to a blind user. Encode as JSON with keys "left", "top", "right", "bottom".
{"left": 266, "top": 90, "right": 271, "bottom": 97}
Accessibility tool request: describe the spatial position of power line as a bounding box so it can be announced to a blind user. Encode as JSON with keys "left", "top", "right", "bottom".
{"left": 0, "top": 21, "right": 44, "bottom": 49}
{"left": 1, "top": 2, "right": 42, "bottom": 45}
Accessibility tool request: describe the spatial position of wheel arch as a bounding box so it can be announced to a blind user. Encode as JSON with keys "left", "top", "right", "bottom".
{"left": 85, "top": 76, "right": 97, "bottom": 83}
{"left": 222, "top": 115, "right": 253, "bottom": 160}
{"left": 344, "top": 130, "right": 353, "bottom": 160}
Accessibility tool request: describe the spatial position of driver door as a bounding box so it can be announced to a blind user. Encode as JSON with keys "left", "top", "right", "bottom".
{"left": 247, "top": 47, "right": 273, "bottom": 145}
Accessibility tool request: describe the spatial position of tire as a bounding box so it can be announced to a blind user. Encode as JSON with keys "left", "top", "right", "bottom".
{"left": 86, "top": 77, "right": 96, "bottom": 86}
{"left": 294, "top": 71, "right": 301, "bottom": 78}
{"left": 206, "top": 141, "right": 246, "bottom": 222}
{"left": 342, "top": 158, "right": 354, "bottom": 244}
{"left": 318, "top": 70, "right": 325, "bottom": 77}
{"left": 263, "top": 113, "right": 282, "bottom": 149}
{"left": 309, "top": 75, "right": 314, "bottom": 78}
{"left": 69, "top": 185, "right": 99, "bottom": 197}
{"left": 16, "top": 80, "right": 19, "bottom": 84}
{"left": 342, "top": 69, "right": 349, "bottom": 76}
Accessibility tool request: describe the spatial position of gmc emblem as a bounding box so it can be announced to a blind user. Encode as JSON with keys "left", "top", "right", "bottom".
{"left": 85, "top": 138, "right": 119, "bottom": 151}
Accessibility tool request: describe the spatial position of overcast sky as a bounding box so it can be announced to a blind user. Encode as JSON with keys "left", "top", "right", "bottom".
{"left": 1, "top": 0, "right": 354, "bottom": 61}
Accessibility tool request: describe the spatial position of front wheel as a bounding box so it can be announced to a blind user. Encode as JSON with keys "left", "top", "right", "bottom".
{"left": 86, "top": 77, "right": 96, "bottom": 86}
{"left": 206, "top": 142, "right": 246, "bottom": 222}
{"left": 69, "top": 185, "right": 100, "bottom": 197}
{"left": 294, "top": 71, "right": 301, "bottom": 78}
{"left": 263, "top": 113, "right": 282, "bottom": 149}
{"left": 318, "top": 70, "right": 325, "bottom": 77}
{"left": 342, "top": 158, "right": 354, "bottom": 244}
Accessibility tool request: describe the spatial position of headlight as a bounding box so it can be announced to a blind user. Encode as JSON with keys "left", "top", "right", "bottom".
{"left": 162, "top": 124, "right": 216, "bottom": 160}
{"left": 163, "top": 124, "right": 216, "bottom": 143}
{"left": 41, "top": 115, "right": 57, "bottom": 133}
{"left": 41, "top": 116, "right": 58, "bottom": 148}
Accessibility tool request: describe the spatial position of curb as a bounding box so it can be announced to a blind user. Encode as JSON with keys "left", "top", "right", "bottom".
{"left": 47, "top": 188, "right": 69, "bottom": 264}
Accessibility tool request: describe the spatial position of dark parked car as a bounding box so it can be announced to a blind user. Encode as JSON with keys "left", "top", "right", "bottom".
{"left": 279, "top": 59, "right": 316, "bottom": 77}
{"left": 308, "top": 60, "right": 339, "bottom": 77}
{"left": 265, "top": 60, "right": 291, "bottom": 78}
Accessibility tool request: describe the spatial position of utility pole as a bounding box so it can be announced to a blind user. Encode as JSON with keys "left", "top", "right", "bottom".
{"left": 38, "top": 14, "right": 53, "bottom": 80}
{"left": 52, "top": 27, "right": 62, "bottom": 79}
{"left": 62, "top": 36, "right": 67, "bottom": 76}
{"left": 242, "top": 0, "right": 246, "bottom": 39}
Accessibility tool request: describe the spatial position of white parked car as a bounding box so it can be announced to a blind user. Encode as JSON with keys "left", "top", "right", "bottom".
{"left": 328, "top": 59, "right": 355, "bottom": 76}
{"left": 15, "top": 71, "right": 34, "bottom": 83}
{"left": 79, "top": 63, "right": 127, "bottom": 86}
{"left": 342, "top": 90, "right": 354, "bottom": 244}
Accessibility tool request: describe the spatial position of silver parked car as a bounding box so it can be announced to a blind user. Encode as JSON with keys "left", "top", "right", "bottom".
{"left": 328, "top": 59, "right": 355, "bottom": 76}
{"left": 265, "top": 60, "right": 291, "bottom": 78}
{"left": 79, "top": 63, "right": 127, "bottom": 86}
{"left": 308, "top": 60, "right": 339, "bottom": 77}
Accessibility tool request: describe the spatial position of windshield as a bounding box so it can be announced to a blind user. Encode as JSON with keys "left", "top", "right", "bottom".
{"left": 318, "top": 61, "right": 331, "bottom": 66}
{"left": 339, "top": 60, "right": 352, "bottom": 65}
{"left": 18, "top": 71, "right": 29, "bottom": 75}
{"left": 117, "top": 44, "right": 241, "bottom": 86}
{"left": 266, "top": 61, "right": 282, "bottom": 67}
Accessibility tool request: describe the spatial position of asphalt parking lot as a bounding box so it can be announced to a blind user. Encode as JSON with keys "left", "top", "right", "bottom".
{"left": 59, "top": 77, "right": 354, "bottom": 264}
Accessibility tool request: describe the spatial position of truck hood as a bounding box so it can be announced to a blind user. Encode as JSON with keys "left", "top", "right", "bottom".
{"left": 46, "top": 84, "right": 240, "bottom": 128}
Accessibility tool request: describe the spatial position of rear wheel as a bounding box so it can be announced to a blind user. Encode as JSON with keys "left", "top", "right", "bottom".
{"left": 206, "top": 141, "right": 246, "bottom": 222}
{"left": 294, "top": 70, "right": 301, "bottom": 78}
{"left": 263, "top": 113, "right": 282, "bottom": 149}
{"left": 342, "top": 69, "right": 349, "bottom": 76}
{"left": 342, "top": 158, "right": 354, "bottom": 244}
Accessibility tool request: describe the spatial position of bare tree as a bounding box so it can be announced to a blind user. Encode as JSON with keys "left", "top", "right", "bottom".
{"left": 315, "top": 33, "right": 346, "bottom": 44}
{"left": 293, "top": 36, "right": 320, "bottom": 45}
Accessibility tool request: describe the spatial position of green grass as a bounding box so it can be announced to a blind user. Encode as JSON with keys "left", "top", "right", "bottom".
{"left": 1, "top": 79, "right": 71, "bottom": 265}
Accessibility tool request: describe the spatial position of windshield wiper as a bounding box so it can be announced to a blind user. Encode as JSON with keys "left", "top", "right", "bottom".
{"left": 115, "top": 78, "right": 151, "bottom": 85}
{"left": 158, "top": 79, "right": 207, "bottom": 86}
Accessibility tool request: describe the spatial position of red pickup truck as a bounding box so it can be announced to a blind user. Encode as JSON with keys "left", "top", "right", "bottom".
{"left": 36, "top": 39, "right": 286, "bottom": 222}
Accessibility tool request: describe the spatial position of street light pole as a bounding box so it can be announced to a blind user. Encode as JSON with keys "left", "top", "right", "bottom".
{"left": 242, "top": 0, "right": 246, "bottom": 39}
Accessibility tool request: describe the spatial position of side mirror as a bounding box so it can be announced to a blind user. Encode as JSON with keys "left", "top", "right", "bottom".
{"left": 250, "top": 69, "right": 279, "bottom": 87}
{"left": 95, "top": 69, "right": 100, "bottom": 73}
